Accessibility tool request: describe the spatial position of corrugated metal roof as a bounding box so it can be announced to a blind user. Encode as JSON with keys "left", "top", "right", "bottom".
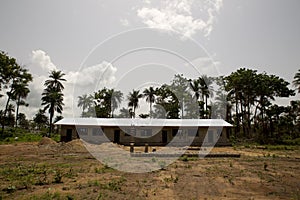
{"left": 55, "top": 118, "right": 232, "bottom": 127}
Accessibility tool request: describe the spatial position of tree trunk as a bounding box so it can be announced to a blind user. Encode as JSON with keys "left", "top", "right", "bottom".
{"left": 150, "top": 102, "right": 152, "bottom": 118}
{"left": 235, "top": 95, "right": 239, "bottom": 136}
{"left": 240, "top": 99, "right": 245, "bottom": 137}
{"left": 181, "top": 101, "right": 184, "bottom": 119}
{"left": 15, "top": 95, "right": 20, "bottom": 127}
{"left": 49, "top": 112, "right": 53, "bottom": 137}
{"left": 1, "top": 93, "right": 12, "bottom": 135}
{"left": 205, "top": 95, "right": 208, "bottom": 118}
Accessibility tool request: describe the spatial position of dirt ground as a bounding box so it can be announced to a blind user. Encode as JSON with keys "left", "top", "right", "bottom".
{"left": 0, "top": 138, "right": 299, "bottom": 200}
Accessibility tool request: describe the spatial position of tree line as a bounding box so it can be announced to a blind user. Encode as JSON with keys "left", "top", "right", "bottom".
{"left": 0, "top": 51, "right": 66, "bottom": 136}
{"left": 78, "top": 70, "right": 300, "bottom": 144}
{"left": 1, "top": 51, "right": 300, "bottom": 143}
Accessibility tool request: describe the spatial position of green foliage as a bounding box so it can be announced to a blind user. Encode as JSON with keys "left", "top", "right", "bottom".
{"left": 53, "top": 169, "right": 63, "bottom": 183}
{"left": 33, "top": 109, "right": 49, "bottom": 130}
{"left": 154, "top": 84, "right": 180, "bottom": 119}
{"left": 0, "top": 128, "right": 42, "bottom": 143}
{"left": 179, "top": 155, "right": 189, "bottom": 162}
{"left": 93, "top": 88, "right": 123, "bottom": 118}
{"left": 0, "top": 127, "right": 60, "bottom": 144}
{"left": 41, "top": 70, "right": 66, "bottom": 134}
{"left": 0, "top": 51, "right": 33, "bottom": 135}
{"left": 127, "top": 89, "right": 143, "bottom": 118}
{"left": 33, "top": 190, "right": 61, "bottom": 200}
{"left": 143, "top": 86, "right": 157, "bottom": 117}
{"left": 3, "top": 185, "right": 16, "bottom": 194}
{"left": 293, "top": 69, "right": 300, "bottom": 93}
{"left": 78, "top": 94, "right": 94, "bottom": 117}
{"left": 224, "top": 68, "right": 296, "bottom": 143}
{"left": 101, "top": 177, "right": 126, "bottom": 191}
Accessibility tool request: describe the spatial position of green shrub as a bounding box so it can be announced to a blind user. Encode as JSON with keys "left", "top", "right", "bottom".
{"left": 180, "top": 155, "right": 188, "bottom": 162}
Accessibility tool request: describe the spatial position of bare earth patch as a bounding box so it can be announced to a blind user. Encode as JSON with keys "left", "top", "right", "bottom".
{"left": 0, "top": 140, "right": 299, "bottom": 199}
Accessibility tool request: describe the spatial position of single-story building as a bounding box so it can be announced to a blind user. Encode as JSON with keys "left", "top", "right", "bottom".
{"left": 55, "top": 118, "right": 232, "bottom": 146}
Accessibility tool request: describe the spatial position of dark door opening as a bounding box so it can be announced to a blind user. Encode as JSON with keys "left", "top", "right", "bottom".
{"left": 162, "top": 130, "right": 168, "bottom": 143}
{"left": 66, "top": 129, "right": 72, "bottom": 142}
{"left": 208, "top": 130, "right": 214, "bottom": 143}
{"left": 114, "top": 130, "right": 120, "bottom": 143}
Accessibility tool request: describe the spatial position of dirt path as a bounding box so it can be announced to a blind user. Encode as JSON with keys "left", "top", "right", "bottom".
{"left": 0, "top": 140, "right": 299, "bottom": 199}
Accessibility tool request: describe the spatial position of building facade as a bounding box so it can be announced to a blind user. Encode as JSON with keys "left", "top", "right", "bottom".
{"left": 55, "top": 118, "right": 232, "bottom": 146}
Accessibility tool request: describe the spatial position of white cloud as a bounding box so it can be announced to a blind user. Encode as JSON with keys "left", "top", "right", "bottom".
{"left": 24, "top": 50, "right": 117, "bottom": 119}
{"left": 137, "top": 0, "right": 223, "bottom": 38}
{"left": 66, "top": 61, "right": 117, "bottom": 87}
{"left": 31, "top": 50, "right": 57, "bottom": 72}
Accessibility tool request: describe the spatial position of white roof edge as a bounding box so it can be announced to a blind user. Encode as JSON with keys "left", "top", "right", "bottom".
{"left": 55, "top": 118, "right": 233, "bottom": 127}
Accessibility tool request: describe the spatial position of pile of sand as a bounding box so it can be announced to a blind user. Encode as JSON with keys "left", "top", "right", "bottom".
{"left": 38, "top": 137, "right": 58, "bottom": 146}
{"left": 59, "top": 139, "right": 87, "bottom": 153}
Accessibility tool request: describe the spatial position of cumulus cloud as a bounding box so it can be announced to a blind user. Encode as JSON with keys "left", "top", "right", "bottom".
{"left": 25, "top": 50, "right": 117, "bottom": 118}
{"left": 66, "top": 61, "right": 117, "bottom": 87}
{"left": 137, "top": 0, "right": 223, "bottom": 38}
{"left": 31, "top": 50, "right": 57, "bottom": 72}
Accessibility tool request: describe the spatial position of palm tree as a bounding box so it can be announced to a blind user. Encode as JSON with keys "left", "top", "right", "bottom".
{"left": 199, "top": 75, "right": 214, "bottom": 118}
{"left": 77, "top": 94, "right": 94, "bottom": 115}
{"left": 13, "top": 83, "right": 30, "bottom": 127}
{"left": 44, "top": 70, "right": 66, "bottom": 92}
{"left": 143, "top": 87, "right": 156, "bottom": 117}
{"left": 6, "top": 104, "right": 15, "bottom": 127}
{"left": 41, "top": 87, "right": 64, "bottom": 135}
{"left": 127, "top": 89, "right": 143, "bottom": 118}
{"left": 33, "top": 109, "right": 49, "bottom": 130}
{"left": 42, "top": 70, "right": 66, "bottom": 135}
{"left": 293, "top": 69, "right": 300, "bottom": 93}
{"left": 189, "top": 79, "right": 201, "bottom": 101}
{"left": 108, "top": 89, "right": 123, "bottom": 117}
{"left": 118, "top": 107, "right": 131, "bottom": 118}
{"left": 215, "top": 91, "right": 232, "bottom": 120}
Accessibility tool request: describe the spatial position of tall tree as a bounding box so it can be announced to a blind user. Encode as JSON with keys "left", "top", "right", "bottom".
{"left": 41, "top": 70, "right": 66, "bottom": 135}
{"left": 44, "top": 70, "right": 66, "bottom": 91}
{"left": 170, "top": 74, "right": 189, "bottom": 118}
{"left": 155, "top": 84, "right": 180, "bottom": 119}
{"left": 199, "top": 75, "right": 214, "bottom": 118}
{"left": 293, "top": 69, "right": 300, "bottom": 93}
{"left": 127, "top": 89, "right": 143, "bottom": 118}
{"left": 117, "top": 107, "right": 131, "bottom": 118}
{"left": 17, "top": 113, "right": 29, "bottom": 129}
{"left": 94, "top": 88, "right": 109, "bottom": 118}
{"left": 108, "top": 89, "right": 123, "bottom": 118}
{"left": 224, "top": 68, "right": 295, "bottom": 140}
{"left": 143, "top": 87, "right": 157, "bottom": 118}
{"left": 12, "top": 82, "right": 31, "bottom": 127}
{"left": 93, "top": 88, "right": 123, "bottom": 118}
{"left": 189, "top": 79, "right": 201, "bottom": 101}
{"left": 0, "top": 52, "right": 32, "bottom": 133}
{"left": 6, "top": 104, "right": 15, "bottom": 127}
{"left": 77, "top": 94, "right": 94, "bottom": 116}
{"left": 33, "top": 109, "right": 49, "bottom": 130}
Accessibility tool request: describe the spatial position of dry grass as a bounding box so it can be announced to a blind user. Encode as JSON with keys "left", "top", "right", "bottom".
{"left": 0, "top": 140, "right": 299, "bottom": 199}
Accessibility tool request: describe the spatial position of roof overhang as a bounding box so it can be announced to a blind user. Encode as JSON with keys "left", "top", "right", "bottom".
{"left": 55, "top": 118, "right": 233, "bottom": 127}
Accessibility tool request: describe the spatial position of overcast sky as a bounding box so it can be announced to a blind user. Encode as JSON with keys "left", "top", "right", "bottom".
{"left": 0, "top": 0, "right": 299, "bottom": 118}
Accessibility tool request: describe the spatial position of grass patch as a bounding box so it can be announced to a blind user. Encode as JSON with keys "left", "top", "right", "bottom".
{"left": 101, "top": 177, "right": 126, "bottom": 191}
{"left": 179, "top": 155, "right": 198, "bottom": 162}
{"left": 266, "top": 145, "right": 297, "bottom": 151}
{"left": 0, "top": 128, "right": 60, "bottom": 144}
